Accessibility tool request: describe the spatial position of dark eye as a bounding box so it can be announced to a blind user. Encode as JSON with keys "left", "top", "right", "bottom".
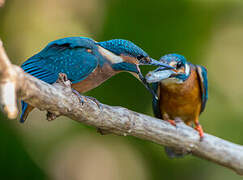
{"left": 137, "top": 55, "right": 144, "bottom": 60}
{"left": 176, "top": 61, "right": 183, "bottom": 69}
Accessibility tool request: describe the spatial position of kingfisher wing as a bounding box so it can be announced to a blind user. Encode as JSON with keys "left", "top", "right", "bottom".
{"left": 196, "top": 65, "right": 208, "bottom": 113}
{"left": 20, "top": 37, "right": 99, "bottom": 123}
{"left": 21, "top": 37, "right": 99, "bottom": 84}
{"left": 151, "top": 82, "right": 162, "bottom": 118}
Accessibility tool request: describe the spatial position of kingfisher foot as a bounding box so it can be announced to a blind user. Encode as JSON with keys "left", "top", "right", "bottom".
{"left": 72, "top": 89, "right": 86, "bottom": 104}
{"left": 71, "top": 89, "right": 102, "bottom": 110}
{"left": 167, "top": 119, "right": 177, "bottom": 127}
{"left": 57, "top": 73, "right": 71, "bottom": 87}
{"left": 163, "top": 114, "right": 177, "bottom": 127}
{"left": 84, "top": 96, "right": 103, "bottom": 110}
{"left": 195, "top": 122, "right": 204, "bottom": 141}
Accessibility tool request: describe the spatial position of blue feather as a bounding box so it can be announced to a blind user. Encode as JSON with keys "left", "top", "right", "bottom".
{"left": 97, "top": 39, "right": 148, "bottom": 58}
{"left": 111, "top": 62, "right": 138, "bottom": 73}
{"left": 196, "top": 65, "right": 208, "bottom": 113}
{"left": 20, "top": 101, "right": 28, "bottom": 123}
{"left": 151, "top": 83, "right": 162, "bottom": 119}
{"left": 20, "top": 37, "right": 101, "bottom": 122}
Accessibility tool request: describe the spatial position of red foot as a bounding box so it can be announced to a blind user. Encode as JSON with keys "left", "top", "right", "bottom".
{"left": 195, "top": 124, "right": 204, "bottom": 141}
{"left": 167, "top": 119, "right": 176, "bottom": 126}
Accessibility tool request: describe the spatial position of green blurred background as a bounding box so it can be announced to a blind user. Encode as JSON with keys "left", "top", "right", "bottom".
{"left": 0, "top": 0, "right": 243, "bottom": 179}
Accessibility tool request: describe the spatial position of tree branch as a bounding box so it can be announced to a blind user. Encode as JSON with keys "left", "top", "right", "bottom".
{"left": 0, "top": 39, "right": 243, "bottom": 176}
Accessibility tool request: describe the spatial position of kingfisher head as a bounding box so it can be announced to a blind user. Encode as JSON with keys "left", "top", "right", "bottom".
{"left": 146, "top": 54, "right": 191, "bottom": 84}
{"left": 97, "top": 39, "right": 173, "bottom": 71}
{"left": 97, "top": 39, "right": 174, "bottom": 99}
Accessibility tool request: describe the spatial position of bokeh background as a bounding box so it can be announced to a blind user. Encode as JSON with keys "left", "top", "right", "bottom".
{"left": 0, "top": 0, "right": 243, "bottom": 179}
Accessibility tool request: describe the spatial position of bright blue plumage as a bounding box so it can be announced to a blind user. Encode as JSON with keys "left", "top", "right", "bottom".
{"left": 160, "top": 54, "right": 186, "bottom": 65}
{"left": 97, "top": 39, "right": 149, "bottom": 57}
{"left": 21, "top": 37, "right": 99, "bottom": 84}
{"left": 196, "top": 65, "right": 208, "bottom": 113}
{"left": 20, "top": 37, "right": 101, "bottom": 122}
{"left": 149, "top": 53, "right": 208, "bottom": 158}
{"left": 20, "top": 37, "right": 173, "bottom": 123}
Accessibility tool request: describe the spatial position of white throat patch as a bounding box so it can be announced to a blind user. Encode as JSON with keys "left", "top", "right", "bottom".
{"left": 185, "top": 63, "right": 190, "bottom": 76}
{"left": 98, "top": 46, "right": 123, "bottom": 64}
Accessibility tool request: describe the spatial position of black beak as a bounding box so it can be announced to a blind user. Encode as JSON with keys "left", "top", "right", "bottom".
{"left": 148, "top": 58, "right": 174, "bottom": 70}
{"left": 138, "top": 71, "right": 158, "bottom": 100}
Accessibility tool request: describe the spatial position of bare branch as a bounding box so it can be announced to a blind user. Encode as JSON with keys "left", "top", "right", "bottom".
{"left": 0, "top": 39, "right": 243, "bottom": 176}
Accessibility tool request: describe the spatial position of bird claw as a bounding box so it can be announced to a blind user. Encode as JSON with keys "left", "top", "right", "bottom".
{"left": 72, "top": 89, "right": 86, "bottom": 104}
{"left": 71, "top": 89, "right": 102, "bottom": 110}
{"left": 57, "top": 73, "right": 71, "bottom": 87}
{"left": 195, "top": 123, "right": 204, "bottom": 141}
{"left": 84, "top": 96, "right": 103, "bottom": 110}
{"left": 57, "top": 73, "right": 102, "bottom": 109}
{"left": 167, "top": 119, "right": 177, "bottom": 127}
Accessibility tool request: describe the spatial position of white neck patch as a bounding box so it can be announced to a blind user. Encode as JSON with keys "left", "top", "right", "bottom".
{"left": 185, "top": 63, "right": 190, "bottom": 76}
{"left": 98, "top": 46, "right": 123, "bottom": 64}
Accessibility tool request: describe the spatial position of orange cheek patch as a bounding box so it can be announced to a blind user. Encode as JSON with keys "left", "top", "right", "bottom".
{"left": 86, "top": 49, "right": 92, "bottom": 53}
{"left": 121, "top": 55, "right": 139, "bottom": 64}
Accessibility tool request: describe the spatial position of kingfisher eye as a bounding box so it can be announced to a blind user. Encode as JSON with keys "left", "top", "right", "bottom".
{"left": 176, "top": 61, "right": 183, "bottom": 69}
{"left": 137, "top": 55, "right": 144, "bottom": 60}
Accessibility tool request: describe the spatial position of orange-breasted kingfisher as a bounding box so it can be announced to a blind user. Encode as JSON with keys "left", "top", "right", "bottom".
{"left": 146, "top": 54, "right": 208, "bottom": 158}
{"left": 20, "top": 37, "right": 174, "bottom": 123}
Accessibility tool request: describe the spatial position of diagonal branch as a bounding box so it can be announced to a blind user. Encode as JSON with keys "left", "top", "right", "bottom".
{"left": 0, "top": 39, "right": 243, "bottom": 175}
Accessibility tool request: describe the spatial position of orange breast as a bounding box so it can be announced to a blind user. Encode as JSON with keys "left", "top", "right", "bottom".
{"left": 71, "top": 63, "right": 117, "bottom": 93}
{"left": 159, "top": 69, "right": 202, "bottom": 123}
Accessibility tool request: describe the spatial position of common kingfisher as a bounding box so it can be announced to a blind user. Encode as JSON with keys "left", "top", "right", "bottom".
{"left": 20, "top": 37, "right": 173, "bottom": 122}
{"left": 146, "top": 54, "right": 208, "bottom": 157}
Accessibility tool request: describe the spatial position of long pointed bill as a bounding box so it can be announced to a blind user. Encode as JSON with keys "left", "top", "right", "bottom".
{"left": 149, "top": 58, "right": 174, "bottom": 70}
{"left": 138, "top": 71, "right": 158, "bottom": 100}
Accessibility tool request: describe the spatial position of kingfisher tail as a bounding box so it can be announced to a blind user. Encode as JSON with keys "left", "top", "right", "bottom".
{"left": 20, "top": 101, "right": 34, "bottom": 123}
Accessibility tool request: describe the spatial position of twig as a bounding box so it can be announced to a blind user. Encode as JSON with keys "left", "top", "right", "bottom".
{"left": 0, "top": 39, "right": 243, "bottom": 175}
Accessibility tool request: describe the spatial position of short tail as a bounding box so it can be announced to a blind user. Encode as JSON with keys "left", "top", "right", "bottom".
{"left": 20, "top": 101, "right": 34, "bottom": 123}
{"left": 164, "top": 147, "right": 188, "bottom": 158}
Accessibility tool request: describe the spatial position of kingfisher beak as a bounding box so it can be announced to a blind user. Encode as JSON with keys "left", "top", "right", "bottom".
{"left": 138, "top": 57, "right": 174, "bottom": 70}
{"left": 148, "top": 58, "right": 175, "bottom": 70}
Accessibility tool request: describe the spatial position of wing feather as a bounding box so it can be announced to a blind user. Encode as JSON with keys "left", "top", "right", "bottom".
{"left": 20, "top": 37, "right": 99, "bottom": 122}
{"left": 196, "top": 65, "right": 208, "bottom": 113}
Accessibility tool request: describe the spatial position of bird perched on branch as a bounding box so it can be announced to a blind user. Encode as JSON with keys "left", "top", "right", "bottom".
{"left": 20, "top": 37, "right": 173, "bottom": 122}
{"left": 146, "top": 54, "right": 208, "bottom": 157}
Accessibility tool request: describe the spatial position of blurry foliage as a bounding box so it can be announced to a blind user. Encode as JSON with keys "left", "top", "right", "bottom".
{"left": 0, "top": 0, "right": 243, "bottom": 180}
{"left": 0, "top": 114, "right": 46, "bottom": 179}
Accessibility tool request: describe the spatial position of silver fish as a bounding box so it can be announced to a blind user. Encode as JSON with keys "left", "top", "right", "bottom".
{"left": 146, "top": 69, "right": 174, "bottom": 83}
